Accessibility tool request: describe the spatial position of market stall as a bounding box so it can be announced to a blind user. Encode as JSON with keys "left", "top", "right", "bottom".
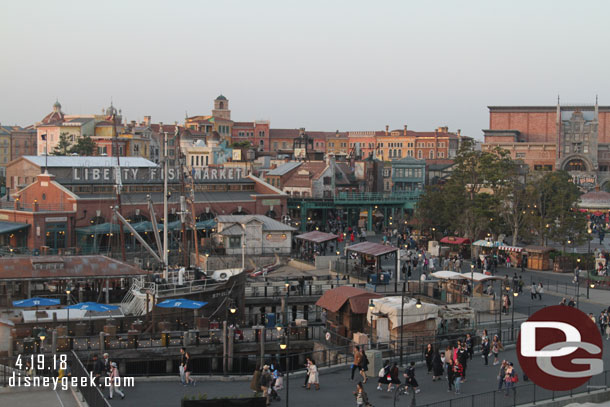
{"left": 439, "top": 236, "right": 471, "bottom": 258}
{"left": 524, "top": 246, "right": 553, "bottom": 271}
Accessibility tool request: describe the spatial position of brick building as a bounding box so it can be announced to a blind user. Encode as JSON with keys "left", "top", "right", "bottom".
{"left": 482, "top": 99, "right": 610, "bottom": 190}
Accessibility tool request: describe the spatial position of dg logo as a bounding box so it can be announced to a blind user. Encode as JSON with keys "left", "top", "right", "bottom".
{"left": 517, "top": 305, "right": 604, "bottom": 391}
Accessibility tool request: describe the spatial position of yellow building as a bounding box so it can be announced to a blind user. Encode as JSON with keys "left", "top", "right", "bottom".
{"left": 0, "top": 127, "right": 11, "bottom": 169}
{"left": 375, "top": 127, "right": 412, "bottom": 161}
{"left": 185, "top": 95, "right": 234, "bottom": 144}
{"left": 326, "top": 132, "right": 349, "bottom": 156}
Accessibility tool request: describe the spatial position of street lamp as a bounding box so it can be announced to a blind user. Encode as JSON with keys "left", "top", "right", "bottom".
{"left": 470, "top": 263, "right": 475, "bottom": 297}
{"left": 278, "top": 329, "right": 289, "bottom": 407}
{"left": 38, "top": 329, "right": 46, "bottom": 353}
{"left": 511, "top": 290, "right": 518, "bottom": 340}
{"left": 369, "top": 299, "right": 375, "bottom": 348}
{"left": 415, "top": 298, "right": 422, "bottom": 309}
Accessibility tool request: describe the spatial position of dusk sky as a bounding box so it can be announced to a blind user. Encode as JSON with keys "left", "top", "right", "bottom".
{"left": 2, "top": 0, "right": 609, "bottom": 139}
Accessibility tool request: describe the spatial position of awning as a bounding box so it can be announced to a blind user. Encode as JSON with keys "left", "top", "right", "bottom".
{"left": 0, "top": 221, "right": 30, "bottom": 235}
{"left": 295, "top": 231, "right": 338, "bottom": 244}
{"left": 472, "top": 240, "right": 500, "bottom": 248}
{"left": 498, "top": 245, "right": 523, "bottom": 253}
{"left": 346, "top": 241, "right": 398, "bottom": 256}
{"left": 367, "top": 296, "right": 439, "bottom": 329}
{"left": 440, "top": 236, "right": 470, "bottom": 245}
{"left": 75, "top": 223, "right": 122, "bottom": 235}
{"left": 430, "top": 270, "right": 465, "bottom": 280}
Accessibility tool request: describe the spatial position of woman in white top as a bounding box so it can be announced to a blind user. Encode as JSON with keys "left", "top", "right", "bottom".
{"left": 307, "top": 360, "right": 319, "bottom": 390}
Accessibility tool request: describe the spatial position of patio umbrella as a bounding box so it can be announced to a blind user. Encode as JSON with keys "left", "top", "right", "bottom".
{"left": 156, "top": 299, "right": 208, "bottom": 331}
{"left": 13, "top": 297, "right": 61, "bottom": 323}
{"left": 65, "top": 302, "right": 120, "bottom": 334}
{"left": 156, "top": 299, "right": 208, "bottom": 309}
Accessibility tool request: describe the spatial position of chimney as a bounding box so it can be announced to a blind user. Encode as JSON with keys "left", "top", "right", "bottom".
{"left": 143, "top": 116, "right": 151, "bottom": 126}
{"left": 457, "top": 129, "right": 461, "bottom": 137}
{"left": 385, "top": 125, "right": 389, "bottom": 136}
{"left": 403, "top": 125, "right": 407, "bottom": 136}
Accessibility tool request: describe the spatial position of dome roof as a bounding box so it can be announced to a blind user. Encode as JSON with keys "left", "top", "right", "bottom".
{"left": 215, "top": 94, "right": 227, "bottom": 101}
{"left": 105, "top": 103, "right": 118, "bottom": 116}
{"left": 53, "top": 100, "right": 62, "bottom": 109}
{"left": 579, "top": 189, "right": 610, "bottom": 209}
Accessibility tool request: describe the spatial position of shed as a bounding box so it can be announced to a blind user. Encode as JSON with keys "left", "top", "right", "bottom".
{"left": 315, "top": 286, "right": 382, "bottom": 339}
{"left": 524, "top": 246, "right": 553, "bottom": 271}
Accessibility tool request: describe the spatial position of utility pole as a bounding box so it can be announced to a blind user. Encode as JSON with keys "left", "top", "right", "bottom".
{"left": 163, "top": 128, "right": 169, "bottom": 279}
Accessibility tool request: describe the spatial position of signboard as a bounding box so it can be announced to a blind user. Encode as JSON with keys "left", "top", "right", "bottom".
{"left": 46, "top": 217, "right": 68, "bottom": 222}
{"left": 72, "top": 166, "right": 245, "bottom": 183}
{"left": 572, "top": 174, "right": 597, "bottom": 191}
{"left": 232, "top": 150, "right": 242, "bottom": 161}
{"left": 262, "top": 199, "right": 280, "bottom": 206}
{"left": 294, "top": 148, "right": 307, "bottom": 159}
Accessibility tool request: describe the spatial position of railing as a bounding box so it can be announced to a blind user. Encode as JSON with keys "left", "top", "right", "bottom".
{"left": 70, "top": 350, "right": 112, "bottom": 407}
{"left": 0, "top": 201, "right": 74, "bottom": 212}
{"left": 420, "top": 369, "right": 610, "bottom": 407}
{"left": 335, "top": 191, "right": 421, "bottom": 201}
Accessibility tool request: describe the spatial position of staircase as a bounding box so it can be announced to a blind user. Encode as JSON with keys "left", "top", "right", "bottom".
{"left": 120, "top": 279, "right": 156, "bottom": 316}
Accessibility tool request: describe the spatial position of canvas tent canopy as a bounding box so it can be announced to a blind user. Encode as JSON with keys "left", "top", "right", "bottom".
{"left": 430, "top": 270, "right": 502, "bottom": 283}
{"left": 472, "top": 239, "right": 500, "bottom": 248}
{"left": 366, "top": 296, "right": 438, "bottom": 329}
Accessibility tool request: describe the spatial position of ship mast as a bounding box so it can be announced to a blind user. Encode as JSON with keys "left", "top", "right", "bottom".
{"left": 162, "top": 125, "right": 169, "bottom": 279}
{"left": 112, "top": 108, "right": 126, "bottom": 261}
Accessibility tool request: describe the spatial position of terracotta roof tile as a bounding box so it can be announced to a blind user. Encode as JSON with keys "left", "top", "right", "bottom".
{"left": 315, "top": 286, "right": 382, "bottom": 314}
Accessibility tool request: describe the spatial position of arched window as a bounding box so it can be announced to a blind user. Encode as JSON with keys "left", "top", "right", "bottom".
{"left": 417, "top": 150, "right": 423, "bottom": 159}
{"left": 219, "top": 102, "right": 224, "bottom": 109}
{"left": 429, "top": 150, "right": 435, "bottom": 159}
{"left": 565, "top": 159, "right": 587, "bottom": 172}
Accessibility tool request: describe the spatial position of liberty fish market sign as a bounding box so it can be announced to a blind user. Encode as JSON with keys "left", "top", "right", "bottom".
{"left": 72, "top": 167, "right": 246, "bottom": 183}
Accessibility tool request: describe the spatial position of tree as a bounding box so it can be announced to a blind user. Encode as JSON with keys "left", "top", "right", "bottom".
{"left": 524, "top": 171, "right": 583, "bottom": 248}
{"left": 53, "top": 132, "right": 73, "bottom": 155}
{"left": 70, "top": 135, "right": 96, "bottom": 156}
{"left": 230, "top": 141, "right": 251, "bottom": 148}
{"left": 496, "top": 165, "right": 531, "bottom": 246}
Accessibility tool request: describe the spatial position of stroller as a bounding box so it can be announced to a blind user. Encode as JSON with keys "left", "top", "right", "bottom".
{"left": 269, "top": 373, "right": 283, "bottom": 402}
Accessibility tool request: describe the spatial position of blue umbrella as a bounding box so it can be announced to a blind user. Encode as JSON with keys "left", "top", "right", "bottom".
{"left": 13, "top": 297, "right": 60, "bottom": 307}
{"left": 66, "top": 302, "right": 119, "bottom": 312}
{"left": 14, "top": 297, "right": 61, "bottom": 323}
{"left": 156, "top": 298, "right": 208, "bottom": 309}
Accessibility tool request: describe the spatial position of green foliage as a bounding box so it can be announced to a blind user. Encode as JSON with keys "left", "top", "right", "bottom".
{"left": 53, "top": 132, "right": 73, "bottom": 155}
{"left": 415, "top": 140, "right": 584, "bottom": 249}
{"left": 70, "top": 134, "right": 96, "bottom": 156}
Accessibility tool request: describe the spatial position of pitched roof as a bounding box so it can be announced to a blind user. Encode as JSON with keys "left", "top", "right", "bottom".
{"left": 0, "top": 255, "right": 146, "bottom": 280}
{"left": 216, "top": 215, "right": 295, "bottom": 232}
{"left": 345, "top": 241, "right": 398, "bottom": 256}
{"left": 267, "top": 161, "right": 302, "bottom": 176}
{"left": 295, "top": 231, "right": 338, "bottom": 243}
{"left": 282, "top": 161, "right": 328, "bottom": 188}
{"left": 21, "top": 156, "right": 158, "bottom": 168}
{"left": 315, "top": 286, "right": 382, "bottom": 314}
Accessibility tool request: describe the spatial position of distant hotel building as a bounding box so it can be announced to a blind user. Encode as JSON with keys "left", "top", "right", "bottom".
{"left": 482, "top": 99, "right": 610, "bottom": 191}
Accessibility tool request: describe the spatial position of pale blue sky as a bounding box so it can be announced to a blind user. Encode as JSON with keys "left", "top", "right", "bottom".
{"left": 1, "top": 0, "right": 609, "bottom": 139}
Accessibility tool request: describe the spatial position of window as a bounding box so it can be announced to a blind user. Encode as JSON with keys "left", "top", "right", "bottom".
{"left": 383, "top": 169, "right": 390, "bottom": 177}
{"left": 273, "top": 142, "right": 278, "bottom": 150}
{"left": 439, "top": 151, "right": 445, "bottom": 158}
{"left": 429, "top": 150, "right": 435, "bottom": 159}
{"left": 408, "top": 150, "right": 413, "bottom": 157}
{"left": 323, "top": 176, "right": 331, "bottom": 185}
{"left": 259, "top": 131, "right": 265, "bottom": 137}
{"left": 417, "top": 150, "right": 423, "bottom": 159}
{"left": 98, "top": 146, "right": 107, "bottom": 155}
{"left": 282, "top": 142, "right": 287, "bottom": 149}
{"left": 515, "top": 152, "right": 526, "bottom": 158}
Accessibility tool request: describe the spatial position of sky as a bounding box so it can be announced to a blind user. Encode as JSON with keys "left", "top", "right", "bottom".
{"left": 1, "top": 0, "right": 609, "bottom": 140}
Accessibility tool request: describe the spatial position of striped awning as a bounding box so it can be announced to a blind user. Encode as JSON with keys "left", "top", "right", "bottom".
{"left": 498, "top": 245, "right": 523, "bottom": 253}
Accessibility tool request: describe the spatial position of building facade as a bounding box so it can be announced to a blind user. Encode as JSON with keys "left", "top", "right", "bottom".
{"left": 482, "top": 100, "right": 610, "bottom": 190}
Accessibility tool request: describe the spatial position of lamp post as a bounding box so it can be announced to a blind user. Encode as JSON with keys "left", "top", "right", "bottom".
{"left": 470, "top": 263, "right": 475, "bottom": 298}
{"left": 38, "top": 330, "right": 46, "bottom": 354}
{"left": 400, "top": 283, "right": 405, "bottom": 366}
{"left": 511, "top": 290, "right": 518, "bottom": 341}
{"left": 278, "top": 327, "right": 289, "bottom": 407}
{"left": 369, "top": 299, "right": 375, "bottom": 348}
{"left": 66, "top": 288, "right": 71, "bottom": 338}
{"left": 204, "top": 253, "right": 210, "bottom": 275}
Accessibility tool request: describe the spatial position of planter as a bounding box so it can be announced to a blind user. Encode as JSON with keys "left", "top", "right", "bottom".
{"left": 182, "top": 397, "right": 266, "bottom": 407}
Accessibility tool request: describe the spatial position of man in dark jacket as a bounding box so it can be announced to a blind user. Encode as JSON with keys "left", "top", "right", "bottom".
{"left": 92, "top": 354, "right": 105, "bottom": 388}
{"left": 481, "top": 337, "right": 490, "bottom": 365}
{"left": 457, "top": 343, "right": 468, "bottom": 382}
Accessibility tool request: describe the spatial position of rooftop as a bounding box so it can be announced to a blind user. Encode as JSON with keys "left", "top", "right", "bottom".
{"left": 267, "top": 161, "right": 302, "bottom": 176}
{"left": 216, "top": 214, "right": 295, "bottom": 232}
{"left": 21, "top": 155, "right": 158, "bottom": 168}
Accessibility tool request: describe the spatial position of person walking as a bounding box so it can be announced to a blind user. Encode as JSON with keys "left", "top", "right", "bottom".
{"left": 465, "top": 334, "right": 474, "bottom": 360}
{"left": 425, "top": 343, "right": 434, "bottom": 374}
{"left": 179, "top": 347, "right": 187, "bottom": 385}
{"left": 354, "top": 382, "right": 369, "bottom": 407}
{"left": 444, "top": 345, "right": 453, "bottom": 376}
{"left": 182, "top": 348, "right": 195, "bottom": 386}
{"left": 92, "top": 354, "right": 105, "bottom": 389}
{"left": 250, "top": 365, "right": 262, "bottom": 394}
{"left": 359, "top": 350, "right": 369, "bottom": 383}
{"left": 377, "top": 360, "right": 390, "bottom": 390}
{"left": 432, "top": 351, "right": 444, "bottom": 381}
{"left": 481, "top": 337, "right": 490, "bottom": 366}
{"left": 497, "top": 360, "right": 507, "bottom": 392}
{"left": 491, "top": 335, "right": 503, "bottom": 366}
{"left": 530, "top": 282, "right": 537, "bottom": 300}
{"left": 403, "top": 361, "right": 420, "bottom": 394}
{"left": 260, "top": 365, "right": 273, "bottom": 406}
{"left": 307, "top": 360, "right": 319, "bottom": 390}
{"left": 303, "top": 357, "right": 312, "bottom": 388}
{"left": 446, "top": 358, "right": 454, "bottom": 392}
{"left": 108, "top": 362, "right": 125, "bottom": 400}
{"left": 351, "top": 346, "right": 362, "bottom": 381}
{"left": 504, "top": 362, "right": 516, "bottom": 396}
{"left": 453, "top": 359, "right": 464, "bottom": 395}
{"left": 537, "top": 282, "right": 544, "bottom": 300}
{"left": 388, "top": 362, "right": 401, "bottom": 391}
